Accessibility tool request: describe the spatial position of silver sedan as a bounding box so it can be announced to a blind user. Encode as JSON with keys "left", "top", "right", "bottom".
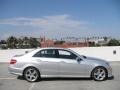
{"left": 8, "top": 48, "right": 113, "bottom": 82}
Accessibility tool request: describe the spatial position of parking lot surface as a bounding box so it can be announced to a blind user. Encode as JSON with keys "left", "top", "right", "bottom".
{"left": 0, "top": 62, "right": 120, "bottom": 90}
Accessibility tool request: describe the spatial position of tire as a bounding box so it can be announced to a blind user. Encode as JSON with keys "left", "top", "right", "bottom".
{"left": 92, "top": 67, "right": 107, "bottom": 81}
{"left": 24, "top": 67, "right": 40, "bottom": 82}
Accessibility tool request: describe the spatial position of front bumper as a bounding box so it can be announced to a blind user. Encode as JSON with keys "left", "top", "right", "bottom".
{"left": 107, "top": 66, "right": 114, "bottom": 79}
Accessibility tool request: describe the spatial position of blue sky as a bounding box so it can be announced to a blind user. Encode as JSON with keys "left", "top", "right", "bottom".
{"left": 0, "top": 0, "right": 120, "bottom": 39}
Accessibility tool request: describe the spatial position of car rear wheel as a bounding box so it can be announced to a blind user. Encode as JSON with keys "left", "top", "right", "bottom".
{"left": 24, "top": 67, "right": 40, "bottom": 82}
{"left": 92, "top": 67, "right": 107, "bottom": 81}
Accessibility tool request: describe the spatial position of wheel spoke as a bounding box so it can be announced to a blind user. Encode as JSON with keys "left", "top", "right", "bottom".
{"left": 30, "top": 76, "right": 33, "bottom": 81}
{"left": 32, "top": 75, "right": 37, "bottom": 79}
{"left": 32, "top": 70, "right": 37, "bottom": 75}
{"left": 26, "top": 74, "right": 31, "bottom": 77}
{"left": 94, "top": 71, "right": 100, "bottom": 76}
{"left": 96, "top": 75, "right": 100, "bottom": 80}
{"left": 100, "top": 70, "right": 105, "bottom": 75}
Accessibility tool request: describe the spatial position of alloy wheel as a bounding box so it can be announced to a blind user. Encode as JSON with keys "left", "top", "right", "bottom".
{"left": 24, "top": 67, "right": 39, "bottom": 82}
{"left": 92, "top": 67, "right": 107, "bottom": 81}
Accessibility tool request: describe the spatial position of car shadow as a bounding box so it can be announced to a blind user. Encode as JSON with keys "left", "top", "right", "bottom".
{"left": 41, "top": 77, "right": 92, "bottom": 81}
{"left": 17, "top": 76, "right": 114, "bottom": 82}
{"left": 17, "top": 76, "right": 25, "bottom": 80}
{"left": 17, "top": 76, "right": 92, "bottom": 82}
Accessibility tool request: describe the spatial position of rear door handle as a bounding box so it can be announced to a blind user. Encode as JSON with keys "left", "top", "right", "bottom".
{"left": 60, "top": 61, "right": 66, "bottom": 63}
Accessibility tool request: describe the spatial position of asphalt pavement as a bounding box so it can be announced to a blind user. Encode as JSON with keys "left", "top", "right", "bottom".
{"left": 0, "top": 62, "right": 120, "bottom": 90}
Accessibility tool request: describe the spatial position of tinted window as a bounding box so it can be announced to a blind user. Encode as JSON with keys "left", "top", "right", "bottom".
{"left": 33, "top": 49, "right": 56, "bottom": 58}
{"left": 58, "top": 50, "right": 77, "bottom": 59}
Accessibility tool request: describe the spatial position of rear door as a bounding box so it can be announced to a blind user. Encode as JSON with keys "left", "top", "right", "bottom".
{"left": 33, "top": 49, "right": 60, "bottom": 77}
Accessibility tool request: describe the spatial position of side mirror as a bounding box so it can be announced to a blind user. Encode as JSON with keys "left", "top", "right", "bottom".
{"left": 82, "top": 55, "right": 87, "bottom": 59}
{"left": 76, "top": 57, "right": 82, "bottom": 62}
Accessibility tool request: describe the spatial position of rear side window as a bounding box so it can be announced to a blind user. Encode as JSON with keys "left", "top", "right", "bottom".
{"left": 33, "top": 49, "right": 56, "bottom": 58}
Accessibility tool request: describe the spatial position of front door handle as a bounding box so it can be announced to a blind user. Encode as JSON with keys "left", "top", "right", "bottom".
{"left": 36, "top": 59, "right": 42, "bottom": 62}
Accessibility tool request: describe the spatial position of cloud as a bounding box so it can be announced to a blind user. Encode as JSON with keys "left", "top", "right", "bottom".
{"left": 0, "top": 14, "right": 88, "bottom": 27}
{"left": 0, "top": 17, "right": 48, "bottom": 26}
{"left": 0, "top": 14, "right": 89, "bottom": 38}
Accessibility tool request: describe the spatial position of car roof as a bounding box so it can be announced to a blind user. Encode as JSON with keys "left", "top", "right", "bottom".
{"left": 37, "top": 47, "right": 69, "bottom": 50}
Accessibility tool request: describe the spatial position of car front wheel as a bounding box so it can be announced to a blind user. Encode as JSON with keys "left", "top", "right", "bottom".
{"left": 92, "top": 67, "right": 107, "bottom": 81}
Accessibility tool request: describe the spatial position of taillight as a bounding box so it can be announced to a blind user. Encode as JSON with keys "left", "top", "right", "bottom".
{"left": 10, "top": 59, "right": 17, "bottom": 64}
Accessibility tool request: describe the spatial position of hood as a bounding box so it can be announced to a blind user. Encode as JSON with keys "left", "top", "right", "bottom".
{"left": 83, "top": 56, "right": 107, "bottom": 63}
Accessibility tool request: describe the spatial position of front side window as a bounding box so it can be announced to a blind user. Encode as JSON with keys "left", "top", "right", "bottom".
{"left": 58, "top": 50, "right": 77, "bottom": 59}
{"left": 33, "top": 49, "right": 56, "bottom": 58}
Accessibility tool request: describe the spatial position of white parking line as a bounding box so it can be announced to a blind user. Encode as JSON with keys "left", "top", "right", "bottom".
{"left": 0, "top": 77, "right": 16, "bottom": 80}
{"left": 28, "top": 83, "right": 35, "bottom": 90}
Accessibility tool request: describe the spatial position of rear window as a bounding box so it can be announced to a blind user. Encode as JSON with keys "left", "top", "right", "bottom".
{"left": 33, "top": 49, "right": 56, "bottom": 58}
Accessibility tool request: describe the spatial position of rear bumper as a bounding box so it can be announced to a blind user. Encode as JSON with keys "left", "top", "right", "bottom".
{"left": 8, "top": 66, "right": 23, "bottom": 76}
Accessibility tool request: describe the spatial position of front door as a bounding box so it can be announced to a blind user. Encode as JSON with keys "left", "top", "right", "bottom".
{"left": 57, "top": 49, "right": 87, "bottom": 77}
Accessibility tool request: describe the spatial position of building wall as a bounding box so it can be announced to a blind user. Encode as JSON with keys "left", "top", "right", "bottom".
{"left": 0, "top": 46, "right": 120, "bottom": 62}
{"left": 40, "top": 37, "right": 89, "bottom": 48}
{"left": 41, "top": 41, "right": 89, "bottom": 48}
{"left": 70, "top": 46, "right": 120, "bottom": 62}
